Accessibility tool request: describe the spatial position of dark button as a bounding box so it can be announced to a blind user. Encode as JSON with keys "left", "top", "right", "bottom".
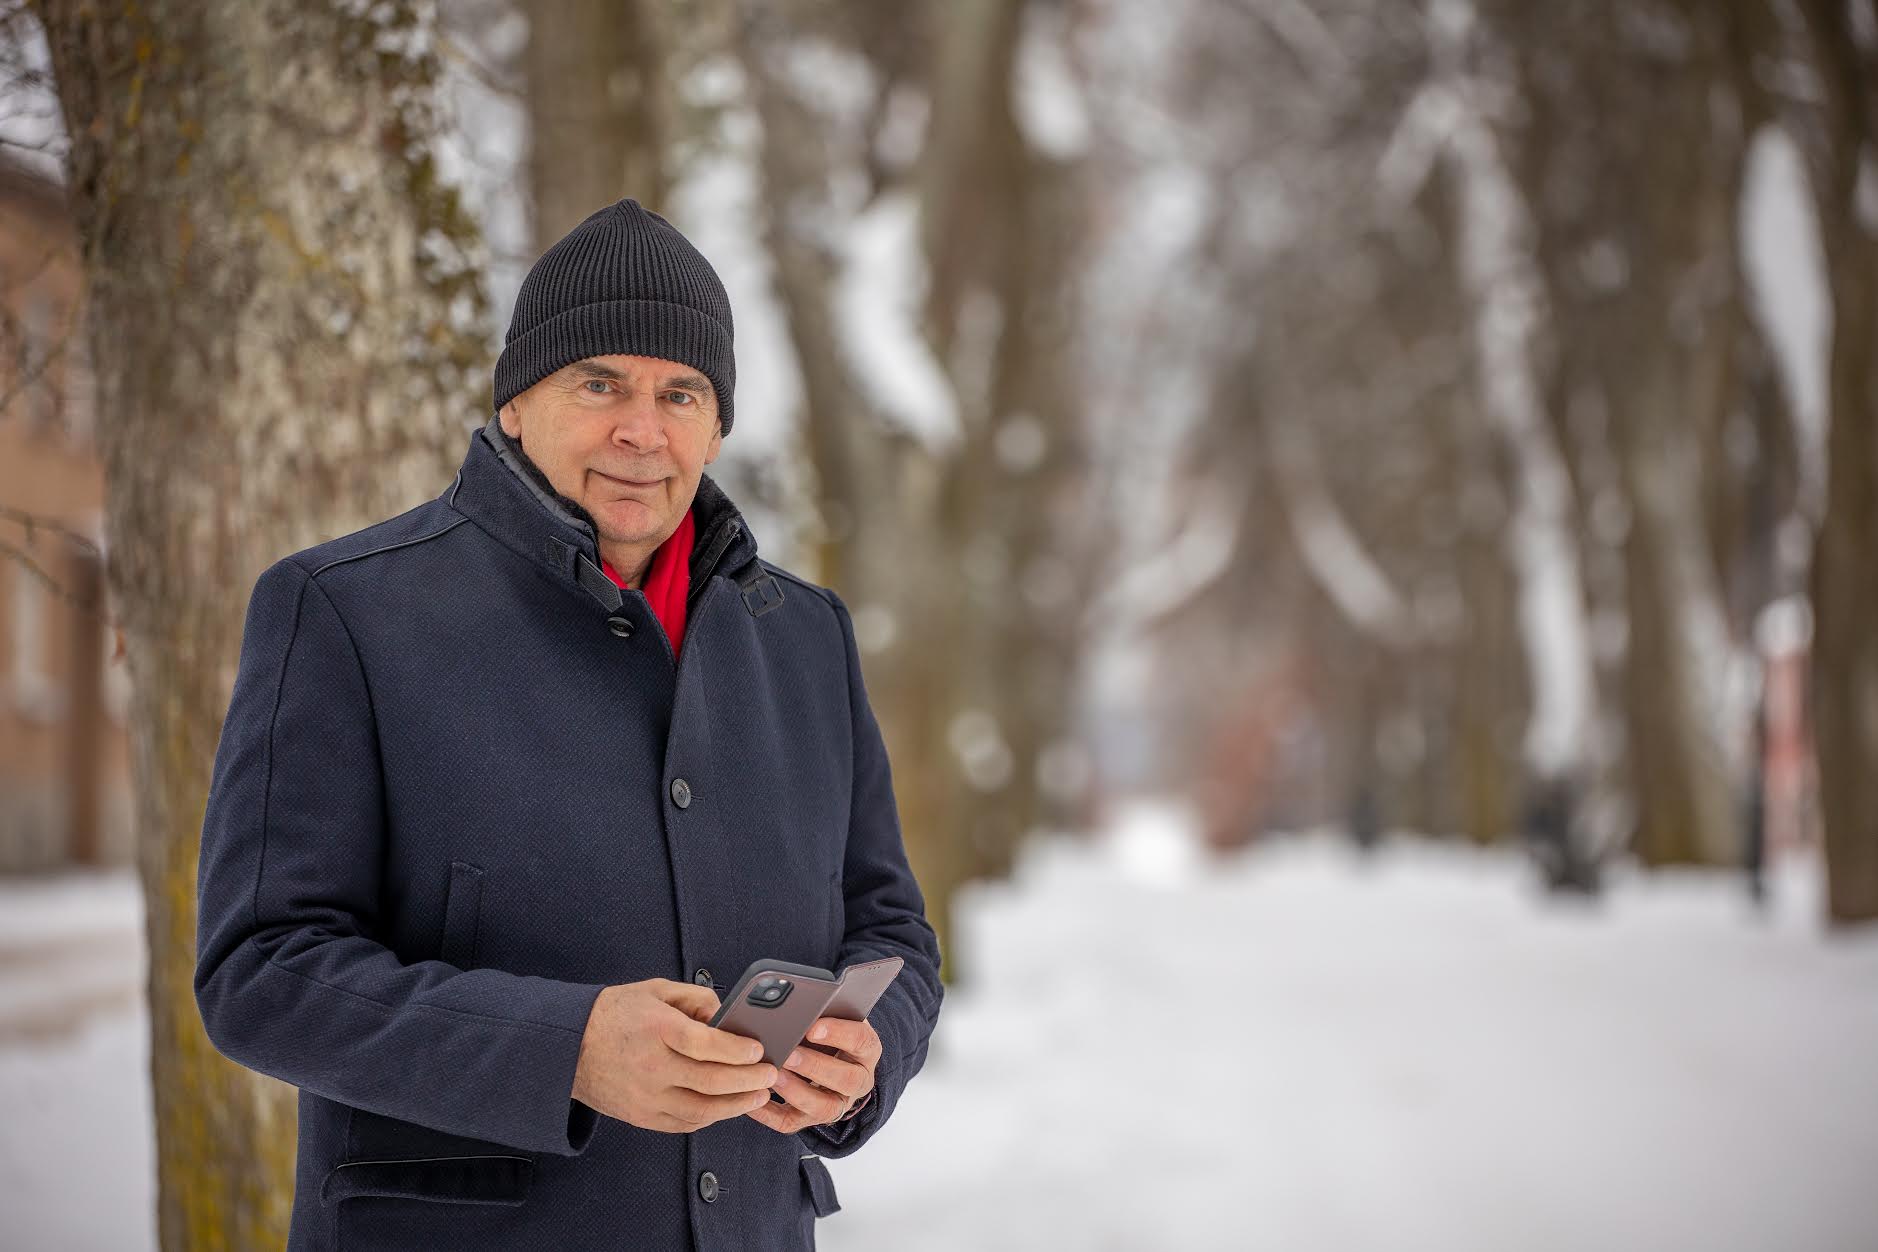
{"left": 692, "top": 967, "right": 713, "bottom": 986}
{"left": 670, "top": 777, "right": 692, "bottom": 808}
{"left": 606, "top": 615, "right": 633, "bottom": 638}
{"left": 698, "top": 1170, "right": 719, "bottom": 1203}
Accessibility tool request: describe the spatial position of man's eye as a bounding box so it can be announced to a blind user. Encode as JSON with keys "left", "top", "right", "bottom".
{"left": 583, "top": 379, "right": 611, "bottom": 394}
{"left": 666, "top": 391, "right": 693, "bottom": 405}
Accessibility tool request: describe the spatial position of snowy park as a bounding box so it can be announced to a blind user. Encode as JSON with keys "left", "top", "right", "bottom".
{"left": 5, "top": 1, "right": 1878, "bottom": 1247}
{"left": 5, "top": 804, "right": 1874, "bottom": 1251}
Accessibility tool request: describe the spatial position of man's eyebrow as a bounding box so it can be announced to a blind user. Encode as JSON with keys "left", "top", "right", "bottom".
{"left": 560, "top": 361, "right": 713, "bottom": 400}
{"left": 562, "top": 361, "right": 626, "bottom": 382}
{"left": 660, "top": 372, "right": 713, "bottom": 399}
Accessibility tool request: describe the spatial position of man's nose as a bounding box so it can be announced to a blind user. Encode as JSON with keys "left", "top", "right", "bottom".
{"left": 613, "top": 390, "right": 667, "bottom": 448}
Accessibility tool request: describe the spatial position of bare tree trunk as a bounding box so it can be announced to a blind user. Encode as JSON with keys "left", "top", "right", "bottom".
{"left": 522, "top": 0, "right": 670, "bottom": 243}
{"left": 1440, "top": 369, "right": 1527, "bottom": 847}
{"left": 30, "top": 0, "right": 489, "bottom": 1244}
{"left": 1487, "top": 0, "right": 1754, "bottom": 867}
{"left": 731, "top": 0, "right": 1100, "bottom": 977}
{"left": 1792, "top": 0, "right": 1878, "bottom": 924}
{"left": 63, "top": 544, "right": 104, "bottom": 864}
{"left": 919, "top": 0, "right": 1098, "bottom": 884}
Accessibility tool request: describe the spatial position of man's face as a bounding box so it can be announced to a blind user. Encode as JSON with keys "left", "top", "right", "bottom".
{"left": 500, "top": 353, "right": 724, "bottom": 550}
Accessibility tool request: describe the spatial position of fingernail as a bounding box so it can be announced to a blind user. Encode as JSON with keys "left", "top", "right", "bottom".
{"left": 809, "top": 1025, "right": 827, "bottom": 1041}
{"left": 785, "top": 1050, "right": 804, "bottom": 1069}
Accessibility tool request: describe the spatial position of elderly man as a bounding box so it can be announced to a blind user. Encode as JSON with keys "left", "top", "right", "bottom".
{"left": 193, "top": 198, "right": 944, "bottom": 1251}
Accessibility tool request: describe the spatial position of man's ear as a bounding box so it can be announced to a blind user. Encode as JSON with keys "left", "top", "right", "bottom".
{"left": 704, "top": 423, "right": 724, "bottom": 464}
{"left": 499, "top": 399, "right": 521, "bottom": 438}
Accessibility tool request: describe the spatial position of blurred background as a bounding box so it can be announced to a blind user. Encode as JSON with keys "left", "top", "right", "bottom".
{"left": 1, "top": 0, "right": 1875, "bottom": 1248}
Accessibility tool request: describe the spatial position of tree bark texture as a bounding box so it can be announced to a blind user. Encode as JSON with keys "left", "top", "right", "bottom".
{"left": 30, "top": 1, "right": 490, "bottom": 1244}
{"left": 523, "top": 0, "right": 670, "bottom": 245}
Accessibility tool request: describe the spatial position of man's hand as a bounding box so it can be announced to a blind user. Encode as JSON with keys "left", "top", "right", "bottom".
{"left": 571, "top": 979, "right": 779, "bottom": 1134}
{"left": 746, "top": 1015, "right": 881, "bottom": 1134}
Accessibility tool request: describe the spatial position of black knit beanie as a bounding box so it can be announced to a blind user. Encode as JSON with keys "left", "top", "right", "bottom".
{"left": 493, "top": 198, "right": 736, "bottom": 434}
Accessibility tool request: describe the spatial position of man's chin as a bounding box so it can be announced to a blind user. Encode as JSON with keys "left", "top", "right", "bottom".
{"left": 596, "top": 508, "right": 667, "bottom": 547}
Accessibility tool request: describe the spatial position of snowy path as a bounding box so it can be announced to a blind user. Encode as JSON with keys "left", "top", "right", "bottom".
{"left": 2, "top": 817, "right": 1874, "bottom": 1251}
{"left": 822, "top": 820, "right": 1878, "bottom": 1252}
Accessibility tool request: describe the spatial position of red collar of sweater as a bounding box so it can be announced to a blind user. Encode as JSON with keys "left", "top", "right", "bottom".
{"left": 600, "top": 506, "right": 696, "bottom": 655}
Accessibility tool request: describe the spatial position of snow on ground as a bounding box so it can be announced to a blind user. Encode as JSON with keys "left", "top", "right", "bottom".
{"left": 3, "top": 806, "right": 1874, "bottom": 1251}
{"left": 0, "top": 869, "right": 150, "bottom": 1252}
{"left": 822, "top": 808, "right": 1878, "bottom": 1252}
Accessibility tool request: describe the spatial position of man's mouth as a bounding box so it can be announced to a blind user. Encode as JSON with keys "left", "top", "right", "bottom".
{"left": 597, "top": 470, "right": 665, "bottom": 487}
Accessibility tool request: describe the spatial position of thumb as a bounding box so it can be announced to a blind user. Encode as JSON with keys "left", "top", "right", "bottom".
{"left": 651, "top": 978, "right": 721, "bottom": 1023}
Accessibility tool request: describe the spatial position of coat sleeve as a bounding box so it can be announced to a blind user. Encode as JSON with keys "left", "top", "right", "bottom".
{"left": 193, "top": 557, "right": 609, "bottom": 1156}
{"left": 797, "top": 588, "right": 945, "bottom": 1158}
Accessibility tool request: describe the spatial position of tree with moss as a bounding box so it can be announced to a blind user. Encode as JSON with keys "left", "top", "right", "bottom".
{"left": 26, "top": 0, "right": 490, "bottom": 1243}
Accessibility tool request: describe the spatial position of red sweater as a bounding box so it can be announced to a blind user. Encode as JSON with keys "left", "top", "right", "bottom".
{"left": 600, "top": 506, "right": 696, "bottom": 655}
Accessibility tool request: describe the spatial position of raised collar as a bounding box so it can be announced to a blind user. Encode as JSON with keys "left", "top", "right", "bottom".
{"left": 444, "top": 412, "right": 762, "bottom": 615}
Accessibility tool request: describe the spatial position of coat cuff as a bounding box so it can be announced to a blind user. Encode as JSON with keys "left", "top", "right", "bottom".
{"left": 523, "top": 977, "right": 610, "bottom": 1154}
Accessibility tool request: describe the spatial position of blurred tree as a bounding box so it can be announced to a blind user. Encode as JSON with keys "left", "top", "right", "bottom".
{"left": 730, "top": 0, "right": 1103, "bottom": 976}
{"left": 1782, "top": 0, "right": 1878, "bottom": 925}
{"left": 27, "top": 0, "right": 489, "bottom": 1244}
{"left": 1134, "top": 1, "right": 1548, "bottom": 860}
{"left": 522, "top": 0, "right": 672, "bottom": 242}
{"left": 1479, "top": 0, "right": 1771, "bottom": 869}
{"left": 1117, "top": 0, "right": 1870, "bottom": 904}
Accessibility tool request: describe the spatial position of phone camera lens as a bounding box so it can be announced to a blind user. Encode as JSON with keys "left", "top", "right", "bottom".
{"left": 746, "top": 972, "right": 794, "bottom": 1009}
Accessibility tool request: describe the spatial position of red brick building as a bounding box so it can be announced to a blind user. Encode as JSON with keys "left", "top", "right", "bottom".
{"left": 0, "top": 154, "right": 132, "bottom": 871}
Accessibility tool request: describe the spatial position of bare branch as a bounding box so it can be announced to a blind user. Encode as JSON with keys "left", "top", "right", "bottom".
{"left": 0, "top": 311, "right": 78, "bottom": 417}
{"left": 0, "top": 503, "right": 102, "bottom": 557}
{"left": 433, "top": 27, "right": 526, "bottom": 101}
{"left": 0, "top": 534, "right": 127, "bottom": 638}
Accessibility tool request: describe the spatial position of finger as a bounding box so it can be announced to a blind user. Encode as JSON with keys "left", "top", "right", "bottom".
{"left": 779, "top": 1045, "right": 867, "bottom": 1100}
{"left": 745, "top": 1096, "right": 814, "bottom": 1135}
{"left": 669, "top": 1084, "right": 774, "bottom": 1126}
{"left": 654, "top": 980, "right": 722, "bottom": 1023}
{"left": 665, "top": 1012, "right": 766, "bottom": 1065}
{"left": 771, "top": 1068, "right": 849, "bottom": 1123}
{"left": 804, "top": 1016, "right": 879, "bottom": 1063}
{"left": 674, "top": 1055, "right": 780, "bottom": 1096}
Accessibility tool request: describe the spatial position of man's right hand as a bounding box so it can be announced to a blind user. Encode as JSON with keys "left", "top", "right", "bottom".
{"left": 570, "top": 978, "right": 779, "bottom": 1133}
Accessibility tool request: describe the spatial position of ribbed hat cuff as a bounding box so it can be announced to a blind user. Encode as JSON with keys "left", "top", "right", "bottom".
{"left": 491, "top": 298, "right": 734, "bottom": 430}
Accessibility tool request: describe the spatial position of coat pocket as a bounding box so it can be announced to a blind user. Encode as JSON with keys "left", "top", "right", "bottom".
{"left": 321, "top": 1154, "right": 533, "bottom": 1207}
{"left": 440, "top": 860, "right": 484, "bottom": 969}
{"left": 799, "top": 1153, "right": 841, "bottom": 1218}
{"left": 344, "top": 1104, "right": 540, "bottom": 1173}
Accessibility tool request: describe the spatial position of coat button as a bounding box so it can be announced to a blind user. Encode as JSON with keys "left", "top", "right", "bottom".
{"left": 606, "top": 615, "right": 633, "bottom": 638}
{"left": 692, "top": 967, "right": 713, "bottom": 986}
{"left": 698, "top": 1170, "right": 719, "bottom": 1203}
{"left": 670, "top": 777, "right": 692, "bottom": 808}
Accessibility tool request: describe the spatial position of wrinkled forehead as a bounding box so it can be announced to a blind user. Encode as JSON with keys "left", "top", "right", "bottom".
{"left": 559, "top": 355, "right": 715, "bottom": 402}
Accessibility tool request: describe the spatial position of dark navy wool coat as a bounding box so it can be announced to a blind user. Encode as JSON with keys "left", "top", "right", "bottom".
{"left": 194, "top": 414, "right": 944, "bottom": 1251}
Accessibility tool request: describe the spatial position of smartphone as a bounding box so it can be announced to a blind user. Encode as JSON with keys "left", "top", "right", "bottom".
{"left": 709, "top": 955, "right": 904, "bottom": 1070}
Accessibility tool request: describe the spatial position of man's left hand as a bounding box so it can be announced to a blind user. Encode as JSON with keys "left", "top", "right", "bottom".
{"left": 746, "top": 1015, "right": 880, "bottom": 1133}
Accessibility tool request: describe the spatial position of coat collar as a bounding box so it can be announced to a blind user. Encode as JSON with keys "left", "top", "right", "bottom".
{"left": 446, "top": 413, "right": 762, "bottom": 615}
